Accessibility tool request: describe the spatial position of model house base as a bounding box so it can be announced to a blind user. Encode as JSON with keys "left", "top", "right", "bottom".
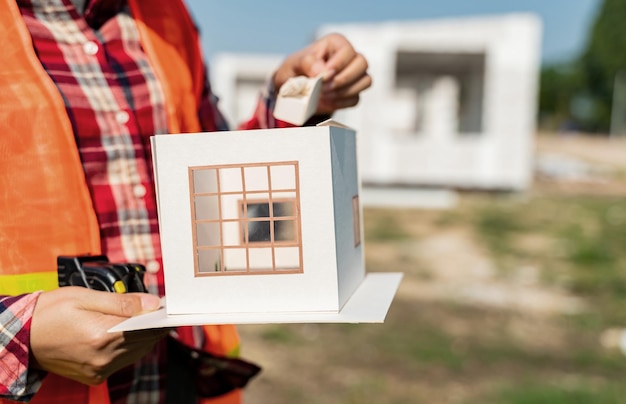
{"left": 110, "top": 272, "right": 402, "bottom": 331}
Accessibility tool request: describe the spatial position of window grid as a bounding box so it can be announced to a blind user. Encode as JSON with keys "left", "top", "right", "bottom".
{"left": 189, "top": 161, "right": 303, "bottom": 276}
{"left": 239, "top": 198, "right": 299, "bottom": 245}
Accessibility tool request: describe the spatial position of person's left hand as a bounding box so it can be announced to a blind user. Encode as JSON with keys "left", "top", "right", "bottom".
{"left": 273, "top": 33, "right": 372, "bottom": 116}
{"left": 30, "top": 287, "right": 168, "bottom": 385}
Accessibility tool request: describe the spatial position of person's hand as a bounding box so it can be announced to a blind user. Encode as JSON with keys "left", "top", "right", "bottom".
{"left": 273, "top": 33, "right": 372, "bottom": 116}
{"left": 30, "top": 287, "right": 168, "bottom": 385}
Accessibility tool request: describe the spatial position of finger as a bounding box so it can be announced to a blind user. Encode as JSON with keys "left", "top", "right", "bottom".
{"left": 326, "top": 53, "right": 369, "bottom": 92}
{"left": 322, "top": 43, "right": 356, "bottom": 80}
{"left": 90, "top": 341, "right": 159, "bottom": 384}
{"left": 300, "top": 50, "right": 335, "bottom": 80}
{"left": 324, "top": 73, "right": 372, "bottom": 101}
{"left": 319, "top": 95, "right": 361, "bottom": 113}
{"left": 317, "top": 72, "right": 371, "bottom": 115}
{"left": 306, "top": 34, "right": 356, "bottom": 79}
{"left": 77, "top": 289, "right": 161, "bottom": 318}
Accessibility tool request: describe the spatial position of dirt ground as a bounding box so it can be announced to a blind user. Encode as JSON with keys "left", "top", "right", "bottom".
{"left": 236, "top": 133, "right": 626, "bottom": 404}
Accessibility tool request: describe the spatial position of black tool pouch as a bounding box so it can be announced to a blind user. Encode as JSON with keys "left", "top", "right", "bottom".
{"left": 165, "top": 336, "right": 261, "bottom": 403}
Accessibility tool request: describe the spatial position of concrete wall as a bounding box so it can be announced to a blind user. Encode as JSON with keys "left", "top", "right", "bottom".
{"left": 210, "top": 13, "right": 542, "bottom": 190}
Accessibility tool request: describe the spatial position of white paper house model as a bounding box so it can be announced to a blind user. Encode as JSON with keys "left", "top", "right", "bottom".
{"left": 144, "top": 122, "right": 402, "bottom": 322}
{"left": 109, "top": 124, "right": 402, "bottom": 332}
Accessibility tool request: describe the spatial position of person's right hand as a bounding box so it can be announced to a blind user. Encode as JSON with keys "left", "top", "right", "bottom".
{"left": 29, "top": 287, "right": 168, "bottom": 385}
{"left": 273, "top": 33, "right": 371, "bottom": 116}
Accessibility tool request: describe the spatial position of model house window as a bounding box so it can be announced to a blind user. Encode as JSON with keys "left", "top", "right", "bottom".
{"left": 189, "top": 161, "right": 303, "bottom": 276}
{"left": 241, "top": 199, "right": 298, "bottom": 243}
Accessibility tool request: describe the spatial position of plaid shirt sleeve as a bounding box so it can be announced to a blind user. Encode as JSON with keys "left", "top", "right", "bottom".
{"left": 0, "top": 292, "right": 45, "bottom": 402}
{"left": 196, "top": 67, "right": 295, "bottom": 132}
{"left": 236, "top": 81, "right": 284, "bottom": 130}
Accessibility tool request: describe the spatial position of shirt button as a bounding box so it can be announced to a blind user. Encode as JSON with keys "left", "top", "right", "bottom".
{"left": 133, "top": 184, "right": 147, "bottom": 198}
{"left": 115, "top": 111, "right": 130, "bottom": 125}
{"left": 83, "top": 41, "right": 99, "bottom": 56}
{"left": 146, "top": 260, "right": 160, "bottom": 273}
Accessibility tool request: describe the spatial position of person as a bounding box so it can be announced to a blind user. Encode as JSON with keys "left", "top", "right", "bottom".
{"left": 0, "top": 0, "right": 371, "bottom": 403}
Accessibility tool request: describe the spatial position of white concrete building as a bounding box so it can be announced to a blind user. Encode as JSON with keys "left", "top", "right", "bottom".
{"left": 211, "top": 13, "right": 542, "bottom": 191}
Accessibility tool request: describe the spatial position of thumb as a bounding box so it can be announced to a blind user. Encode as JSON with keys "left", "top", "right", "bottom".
{"left": 78, "top": 289, "right": 161, "bottom": 318}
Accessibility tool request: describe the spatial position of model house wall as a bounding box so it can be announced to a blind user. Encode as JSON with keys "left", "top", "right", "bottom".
{"left": 152, "top": 124, "right": 364, "bottom": 315}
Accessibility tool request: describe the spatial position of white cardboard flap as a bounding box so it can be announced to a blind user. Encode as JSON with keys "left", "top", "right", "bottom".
{"left": 273, "top": 76, "right": 323, "bottom": 125}
{"left": 109, "top": 272, "right": 403, "bottom": 332}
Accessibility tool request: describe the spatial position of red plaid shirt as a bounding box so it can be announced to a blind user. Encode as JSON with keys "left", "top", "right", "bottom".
{"left": 1, "top": 0, "right": 280, "bottom": 402}
{"left": 0, "top": 293, "right": 42, "bottom": 400}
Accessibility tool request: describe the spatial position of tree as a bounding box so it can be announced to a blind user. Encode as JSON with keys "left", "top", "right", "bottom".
{"left": 539, "top": 0, "right": 626, "bottom": 133}
{"left": 538, "top": 62, "right": 583, "bottom": 131}
{"left": 578, "top": 0, "right": 626, "bottom": 132}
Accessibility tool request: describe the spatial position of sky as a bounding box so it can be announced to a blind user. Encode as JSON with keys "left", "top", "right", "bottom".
{"left": 185, "top": 0, "right": 602, "bottom": 66}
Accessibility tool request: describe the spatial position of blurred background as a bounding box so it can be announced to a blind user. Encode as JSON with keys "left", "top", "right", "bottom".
{"left": 186, "top": 1, "right": 626, "bottom": 402}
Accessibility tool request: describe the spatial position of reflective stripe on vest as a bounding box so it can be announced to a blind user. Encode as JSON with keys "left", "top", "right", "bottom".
{"left": 0, "top": 272, "right": 58, "bottom": 295}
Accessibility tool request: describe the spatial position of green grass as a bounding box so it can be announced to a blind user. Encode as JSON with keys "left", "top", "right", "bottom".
{"left": 487, "top": 381, "right": 626, "bottom": 404}
{"left": 469, "top": 195, "right": 626, "bottom": 317}
{"left": 259, "top": 325, "right": 299, "bottom": 344}
{"left": 474, "top": 200, "right": 530, "bottom": 257}
{"left": 364, "top": 210, "right": 411, "bottom": 241}
{"left": 380, "top": 324, "right": 466, "bottom": 371}
{"left": 242, "top": 187, "right": 626, "bottom": 404}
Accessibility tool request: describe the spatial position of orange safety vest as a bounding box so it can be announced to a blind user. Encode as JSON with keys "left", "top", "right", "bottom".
{"left": 0, "top": 1, "right": 240, "bottom": 403}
